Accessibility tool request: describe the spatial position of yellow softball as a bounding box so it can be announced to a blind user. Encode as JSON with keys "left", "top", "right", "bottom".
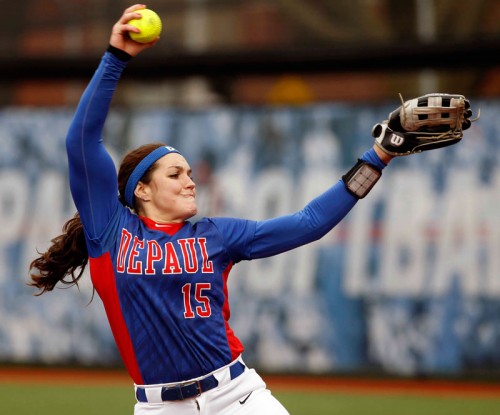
{"left": 128, "top": 9, "right": 162, "bottom": 44}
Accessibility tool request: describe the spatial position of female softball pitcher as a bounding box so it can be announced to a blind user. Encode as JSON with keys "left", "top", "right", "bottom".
{"left": 30, "top": 4, "right": 473, "bottom": 415}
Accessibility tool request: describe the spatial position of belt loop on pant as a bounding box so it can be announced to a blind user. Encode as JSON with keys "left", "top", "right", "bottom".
{"left": 135, "top": 358, "right": 246, "bottom": 403}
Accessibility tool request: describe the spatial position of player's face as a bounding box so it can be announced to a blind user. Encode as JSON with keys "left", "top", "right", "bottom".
{"left": 139, "top": 153, "right": 197, "bottom": 222}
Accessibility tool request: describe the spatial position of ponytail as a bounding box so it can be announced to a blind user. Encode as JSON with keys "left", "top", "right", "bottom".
{"left": 29, "top": 213, "right": 88, "bottom": 295}
{"left": 29, "top": 142, "right": 165, "bottom": 295}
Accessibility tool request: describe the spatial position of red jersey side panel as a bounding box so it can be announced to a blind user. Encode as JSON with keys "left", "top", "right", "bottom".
{"left": 89, "top": 254, "right": 144, "bottom": 384}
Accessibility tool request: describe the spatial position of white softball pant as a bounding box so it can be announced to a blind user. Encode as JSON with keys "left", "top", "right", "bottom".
{"left": 133, "top": 364, "right": 289, "bottom": 415}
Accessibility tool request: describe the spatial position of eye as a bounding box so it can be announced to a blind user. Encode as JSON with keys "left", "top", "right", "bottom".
{"left": 168, "top": 173, "right": 180, "bottom": 179}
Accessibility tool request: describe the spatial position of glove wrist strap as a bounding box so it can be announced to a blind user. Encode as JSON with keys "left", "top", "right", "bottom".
{"left": 342, "top": 160, "right": 382, "bottom": 199}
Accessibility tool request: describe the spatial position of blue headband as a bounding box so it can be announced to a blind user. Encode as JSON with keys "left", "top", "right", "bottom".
{"left": 124, "top": 145, "right": 180, "bottom": 207}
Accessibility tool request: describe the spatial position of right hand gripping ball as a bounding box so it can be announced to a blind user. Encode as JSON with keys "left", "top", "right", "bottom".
{"left": 129, "top": 9, "right": 162, "bottom": 43}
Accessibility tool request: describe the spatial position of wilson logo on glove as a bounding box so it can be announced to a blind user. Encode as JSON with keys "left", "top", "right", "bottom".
{"left": 390, "top": 134, "right": 404, "bottom": 146}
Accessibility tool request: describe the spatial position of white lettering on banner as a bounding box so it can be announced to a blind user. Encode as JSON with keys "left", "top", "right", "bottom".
{"left": 216, "top": 149, "right": 253, "bottom": 218}
{"left": 244, "top": 168, "right": 293, "bottom": 297}
{"left": 486, "top": 171, "right": 500, "bottom": 296}
{"left": 0, "top": 171, "right": 29, "bottom": 284}
{"left": 432, "top": 171, "right": 481, "bottom": 296}
{"left": 292, "top": 168, "right": 340, "bottom": 294}
{"left": 0, "top": 171, "right": 28, "bottom": 239}
{"left": 431, "top": 170, "right": 500, "bottom": 297}
{"left": 344, "top": 180, "right": 382, "bottom": 296}
{"left": 20, "top": 172, "right": 69, "bottom": 282}
{"left": 379, "top": 171, "right": 433, "bottom": 296}
{"left": 345, "top": 168, "right": 500, "bottom": 299}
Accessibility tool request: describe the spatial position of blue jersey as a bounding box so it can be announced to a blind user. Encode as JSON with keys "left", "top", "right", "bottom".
{"left": 66, "top": 51, "right": 386, "bottom": 386}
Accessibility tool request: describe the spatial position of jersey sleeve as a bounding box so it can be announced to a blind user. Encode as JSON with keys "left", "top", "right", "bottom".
{"left": 249, "top": 179, "right": 356, "bottom": 258}
{"left": 66, "top": 52, "right": 128, "bottom": 241}
{"left": 213, "top": 147, "right": 387, "bottom": 260}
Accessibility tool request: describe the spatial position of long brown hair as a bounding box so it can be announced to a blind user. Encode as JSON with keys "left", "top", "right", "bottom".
{"left": 29, "top": 143, "right": 165, "bottom": 294}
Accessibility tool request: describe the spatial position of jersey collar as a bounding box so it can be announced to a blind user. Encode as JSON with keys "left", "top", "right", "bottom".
{"left": 139, "top": 216, "right": 185, "bottom": 236}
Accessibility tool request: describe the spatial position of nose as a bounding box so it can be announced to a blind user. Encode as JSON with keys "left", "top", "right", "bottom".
{"left": 186, "top": 175, "right": 196, "bottom": 188}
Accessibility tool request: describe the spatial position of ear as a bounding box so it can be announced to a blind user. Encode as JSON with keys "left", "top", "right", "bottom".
{"left": 134, "top": 181, "right": 150, "bottom": 202}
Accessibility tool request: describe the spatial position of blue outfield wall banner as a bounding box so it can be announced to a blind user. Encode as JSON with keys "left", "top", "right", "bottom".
{"left": 0, "top": 101, "right": 499, "bottom": 375}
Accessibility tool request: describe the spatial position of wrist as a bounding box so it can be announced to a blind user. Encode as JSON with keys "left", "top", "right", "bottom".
{"left": 107, "top": 45, "right": 133, "bottom": 62}
{"left": 373, "top": 144, "right": 393, "bottom": 164}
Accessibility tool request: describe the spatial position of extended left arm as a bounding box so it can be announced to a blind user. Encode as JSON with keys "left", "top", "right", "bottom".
{"left": 248, "top": 147, "right": 387, "bottom": 258}
{"left": 232, "top": 92, "right": 476, "bottom": 260}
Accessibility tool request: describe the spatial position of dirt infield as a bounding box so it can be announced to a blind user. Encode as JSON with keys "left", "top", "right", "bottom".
{"left": 0, "top": 366, "right": 499, "bottom": 398}
{"left": 266, "top": 375, "right": 500, "bottom": 398}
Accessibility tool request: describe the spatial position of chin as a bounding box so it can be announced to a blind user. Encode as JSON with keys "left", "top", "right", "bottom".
{"left": 186, "top": 205, "right": 198, "bottom": 219}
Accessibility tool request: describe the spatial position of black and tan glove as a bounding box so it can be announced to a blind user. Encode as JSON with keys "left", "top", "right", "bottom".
{"left": 372, "top": 93, "right": 479, "bottom": 156}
